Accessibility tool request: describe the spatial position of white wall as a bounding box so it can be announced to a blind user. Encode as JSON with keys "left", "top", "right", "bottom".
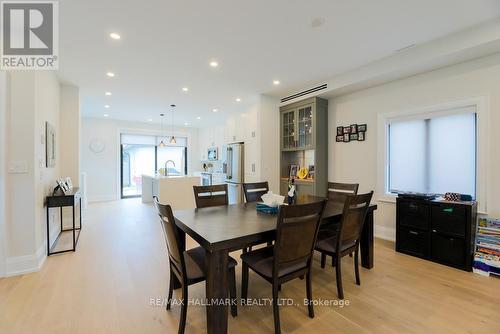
{"left": 60, "top": 85, "right": 81, "bottom": 187}
{"left": 0, "top": 71, "right": 8, "bottom": 277}
{"left": 329, "top": 53, "right": 500, "bottom": 240}
{"left": 81, "top": 118, "right": 199, "bottom": 202}
{"left": 3, "top": 71, "right": 66, "bottom": 276}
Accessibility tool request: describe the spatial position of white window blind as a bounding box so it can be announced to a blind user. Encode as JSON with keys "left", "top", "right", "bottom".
{"left": 388, "top": 108, "right": 476, "bottom": 197}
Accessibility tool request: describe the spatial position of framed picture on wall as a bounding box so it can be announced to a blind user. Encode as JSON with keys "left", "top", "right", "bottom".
{"left": 358, "top": 124, "right": 367, "bottom": 132}
{"left": 343, "top": 133, "right": 350, "bottom": 142}
{"left": 337, "top": 126, "right": 343, "bottom": 136}
{"left": 46, "top": 122, "right": 56, "bottom": 167}
{"left": 358, "top": 131, "right": 365, "bottom": 141}
{"left": 336, "top": 135, "right": 344, "bottom": 142}
{"left": 350, "top": 124, "right": 358, "bottom": 134}
{"left": 350, "top": 133, "right": 358, "bottom": 141}
{"left": 343, "top": 126, "right": 351, "bottom": 134}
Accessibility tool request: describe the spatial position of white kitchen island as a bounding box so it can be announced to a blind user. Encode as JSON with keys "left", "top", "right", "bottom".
{"left": 142, "top": 174, "right": 201, "bottom": 209}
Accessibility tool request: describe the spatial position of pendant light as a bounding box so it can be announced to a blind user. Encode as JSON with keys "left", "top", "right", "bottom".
{"left": 159, "top": 113, "right": 166, "bottom": 147}
{"left": 170, "top": 104, "right": 177, "bottom": 144}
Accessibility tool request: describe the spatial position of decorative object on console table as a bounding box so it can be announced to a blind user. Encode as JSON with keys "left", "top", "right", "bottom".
{"left": 307, "top": 165, "right": 315, "bottom": 179}
{"left": 473, "top": 217, "right": 500, "bottom": 277}
{"left": 46, "top": 122, "right": 56, "bottom": 167}
{"left": 289, "top": 164, "right": 298, "bottom": 178}
{"left": 46, "top": 187, "right": 82, "bottom": 256}
{"left": 396, "top": 193, "right": 477, "bottom": 271}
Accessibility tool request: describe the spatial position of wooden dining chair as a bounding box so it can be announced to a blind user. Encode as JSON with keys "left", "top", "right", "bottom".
{"left": 154, "top": 197, "right": 238, "bottom": 334}
{"left": 193, "top": 184, "right": 228, "bottom": 208}
{"left": 315, "top": 191, "right": 373, "bottom": 299}
{"left": 240, "top": 200, "right": 327, "bottom": 334}
{"left": 327, "top": 182, "right": 359, "bottom": 205}
{"left": 242, "top": 181, "right": 269, "bottom": 203}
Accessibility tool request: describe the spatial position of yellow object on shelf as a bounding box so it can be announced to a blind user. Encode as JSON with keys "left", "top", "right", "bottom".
{"left": 297, "top": 167, "right": 308, "bottom": 179}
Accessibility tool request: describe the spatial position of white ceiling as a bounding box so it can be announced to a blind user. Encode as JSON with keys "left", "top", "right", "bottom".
{"left": 58, "top": 0, "right": 500, "bottom": 127}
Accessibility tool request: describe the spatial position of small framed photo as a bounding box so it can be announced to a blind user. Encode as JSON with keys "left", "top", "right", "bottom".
{"left": 350, "top": 133, "right": 358, "bottom": 141}
{"left": 350, "top": 124, "right": 358, "bottom": 134}
{"left": 358, "top": 131, "right": 365, "bottom": 141}
{"left": 289, "top": 164, "right": 299, "bottom": 178}
{"left": 336, "top": 126, "right": 343, "bottom": 136}
{"left": 336, "top": 135, "right": 344, "bottom": 142}
{"left": 343, "top": 126, "right": 351, "bottom": 134}
{"left": 358, "top": 124, "right": 367, "bottom": 132}
{"left": 307, "top": 165, "right": 315, "bottom": 179}
{"left": 343, "top": 133, "right": 350, "bottom": 142}
{"left": 65, "top": 177, "right": 73, "bottom": 190}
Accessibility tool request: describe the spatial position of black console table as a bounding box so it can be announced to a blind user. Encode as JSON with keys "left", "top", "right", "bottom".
{"left": 46, "top": 187, "right": 82, "bottom": 255}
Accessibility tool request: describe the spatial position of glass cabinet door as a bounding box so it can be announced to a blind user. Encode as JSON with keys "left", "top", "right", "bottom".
{"left": 298, "top": 105, "right": 313, "bottom": 148}
{"left": 282, "top": 110, "right": 296, "bottom": 149}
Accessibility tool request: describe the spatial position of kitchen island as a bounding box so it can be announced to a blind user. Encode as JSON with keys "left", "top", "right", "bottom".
{"left": 141, "top": 174, "right": 201, "bottom": 209}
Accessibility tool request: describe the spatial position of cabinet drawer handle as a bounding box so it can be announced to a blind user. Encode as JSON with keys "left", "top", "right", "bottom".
{"left": 432, "top": 229, "right": 437, "bottom": 233}
{"left": 443, "top": 208, "right": 453, "bottom": 213}
{"left": 409, "top": 231, "right": 419, "bottom": 235}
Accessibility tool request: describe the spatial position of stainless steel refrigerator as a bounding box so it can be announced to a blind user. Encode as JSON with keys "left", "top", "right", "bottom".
{"left": 224, "top": 142, "right": 244, "bottom": 204}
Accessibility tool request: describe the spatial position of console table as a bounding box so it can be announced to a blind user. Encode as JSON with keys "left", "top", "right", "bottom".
{"left": 46, "top": 187, "right": 82, "bottom": 255}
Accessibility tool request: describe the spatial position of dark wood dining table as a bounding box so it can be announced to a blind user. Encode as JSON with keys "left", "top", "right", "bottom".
{"left": 173, "top": 195, "right": 377, "bottom": 334}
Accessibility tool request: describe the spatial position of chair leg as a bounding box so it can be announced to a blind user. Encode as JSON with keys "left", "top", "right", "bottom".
{"left": 354, "top": 247, "right": 360, "bottom": 285}
{"left": 272, "top": 283, "right": 281, "bottom": 334}
{"left": 306, "top": 271, "right": 314, "bottom": 318}
{"left": 335, "top": 256, "right": 344, "bottom": 299}
{"left": 241, "top": 262, "right": 249, "bottom": 300}
{"left": 320, "top": 253, "right": 326, "bottom": 269}
{"left": 178, "top": 284, "right": 188, "bottom": 334}
{"left": 166, "top": 270, "right": 174, "bottom": 310}
{"left": 332, "top": 256, "right": 335, "bottom": 267}
{"left": 228, "top": 267, "right": 238, "bottom": 317}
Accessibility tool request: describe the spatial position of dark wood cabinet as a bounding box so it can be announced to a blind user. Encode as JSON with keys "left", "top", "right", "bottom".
{"left": 396, "top": 197, "right": 477, "bottom": 271}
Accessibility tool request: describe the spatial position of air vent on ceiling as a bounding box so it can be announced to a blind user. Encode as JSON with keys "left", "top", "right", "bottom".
{"left": 281, "top": 84, "right": 327, "bottom": 103}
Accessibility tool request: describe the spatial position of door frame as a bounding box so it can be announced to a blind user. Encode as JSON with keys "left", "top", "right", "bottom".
{"left": 0, "top": 72, "right": 8, "bottom": 277}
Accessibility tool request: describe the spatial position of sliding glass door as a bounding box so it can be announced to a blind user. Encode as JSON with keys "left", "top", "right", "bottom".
{"left": 120, "top": 134, "right": 188, "bottom": 198}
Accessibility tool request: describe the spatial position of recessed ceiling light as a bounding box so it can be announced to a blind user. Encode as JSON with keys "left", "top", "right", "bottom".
{"left": 147, "top": 118, "right": 153, "bottom": 122}
{"left": 109, "top": 32, "right": 121, "bottom": 40}
{"left": 105, "top": 92, "right": 112, "bottom": 96}
{"left": 184, "top": 122, "right": 189, "bottom": 126}
{"left": 106, "top": 72, "right": 115, "bottom": 77}
{"left": 209, "top": 61, "right": 219, "bottom": 68}
{"left": 273, "top": 80, "right": 280, "bottom": 85}
{"left": 104, "top": 104, "right": 110, "bottom": 109}
{"left": 235, "top": 98, "right": 241, "bottom": 102}
{"left": 103, "top": 114, "right": 109, "bottom": 117}
{"left": 212, "top": 108, "right": 218, "bottom": 113}
{"left": 182, "top": 87, "right": 189, "bottom": 92}
{"left": 197, "top": 116, "right": 201, "bottom": 120}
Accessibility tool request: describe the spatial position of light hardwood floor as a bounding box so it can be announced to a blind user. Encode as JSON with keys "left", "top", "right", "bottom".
{"left": 1, "top": 198, "right": 499, "bottom": 334}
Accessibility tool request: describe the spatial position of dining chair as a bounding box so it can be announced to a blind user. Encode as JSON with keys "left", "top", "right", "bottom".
{"left": 154, "top": 197, "right": 238, "bottom": 334}
{"left": 193, "top": 184, "right": 228, "bottom": 208}
{"left": 242, "top": 181, "right": 269, "bottom": 203}
{"left": 321, "top": 182, "right": 360, "bottom": 262}
{"left": 240, "top": 200, "right": 327, "bottom": 334}
{"left": 314, "top": 191, "right": 373, "bottom": 299}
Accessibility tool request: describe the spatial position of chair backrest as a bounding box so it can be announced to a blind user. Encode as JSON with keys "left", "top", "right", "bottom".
{"left": 193, "top": 184, "right": 229, "bottom": 208}
{"left": 154, "top": 196, "right": 186, "bottom": 280}
{"left": 273, "top": 200, "right": 327, "bottom": 276}
{"left": 327, "top": 182, "right": 359, "bottom": 207}
{"left": 337, "top": 192, "right": 373, "bottom": 250}
{"left": 242, "top": 182, "right": 269, "bottom": 203}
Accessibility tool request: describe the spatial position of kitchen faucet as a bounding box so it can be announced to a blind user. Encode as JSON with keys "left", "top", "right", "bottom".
{"left": 164, "top": 160, "right": 176, "bottom": 176}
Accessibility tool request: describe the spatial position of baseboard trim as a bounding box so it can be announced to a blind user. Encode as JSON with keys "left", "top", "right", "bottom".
{"left": 374, "top": 225, "right": 396, "bottom": 242}
{"left": 5, "top": 243, "right": 46, "bottom": 277}
{"left": 88, "top": 194, "right": 117, "bottom": 203}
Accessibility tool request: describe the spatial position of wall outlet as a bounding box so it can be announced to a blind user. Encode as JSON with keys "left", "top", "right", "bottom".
{"left": 8, "top": 161, "right": 28, "bottom": 174}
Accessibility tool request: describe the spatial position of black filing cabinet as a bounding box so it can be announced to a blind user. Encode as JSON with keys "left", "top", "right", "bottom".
{"left": 396, "top": 197, "right": 477, "bottom": 271}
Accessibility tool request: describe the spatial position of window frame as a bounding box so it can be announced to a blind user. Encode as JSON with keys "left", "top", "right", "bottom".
{"left": 377, "top": 97, "right": 489, "bottom": 214}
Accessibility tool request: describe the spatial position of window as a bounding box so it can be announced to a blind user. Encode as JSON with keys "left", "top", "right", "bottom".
{"left": 120, "top": 134, "right": 188, "bottom": 198}
{"left": 388, "top": 108, "right": 476, "bottom": 197}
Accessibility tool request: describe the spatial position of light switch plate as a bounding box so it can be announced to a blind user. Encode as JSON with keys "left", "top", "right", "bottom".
{"left": 8, "top": 161, "right": 28, "bottom": 174}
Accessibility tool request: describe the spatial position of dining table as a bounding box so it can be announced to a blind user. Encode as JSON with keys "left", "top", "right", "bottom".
{"left": 173, "top": 195, "right": 377, "bottom": 334}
